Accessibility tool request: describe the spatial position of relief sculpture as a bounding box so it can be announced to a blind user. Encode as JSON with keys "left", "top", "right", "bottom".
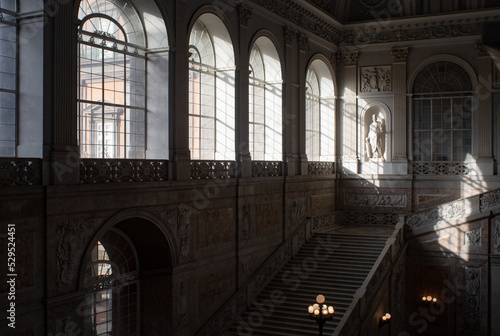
{"left": 360, "top": 66, "right": 391, "bottom": 92}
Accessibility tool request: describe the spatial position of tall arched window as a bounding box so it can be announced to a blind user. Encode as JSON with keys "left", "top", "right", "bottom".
{"left": 189, "top": 14, "right": 235, "bottom": 160}
{"left": 77, "top": 0, "right": 147, "bottom": 159}
{"left": 412, "top": 61, "right": 473, "bottom": 162}
{"left": 84, "top": 230, "right": 138, "bottom": 336}
{"left": 0, "top": 1, "right": 17, "bottom": 157}
{"left": 249, "top": 37, "right": 282, "bottom": 161}
{"left": 306, "top": 60, "right": 335, "bottom": 162}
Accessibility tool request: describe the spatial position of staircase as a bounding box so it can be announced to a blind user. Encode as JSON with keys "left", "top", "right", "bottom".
{"left": 226, "top": 230, "right": 389, "bottom": 336}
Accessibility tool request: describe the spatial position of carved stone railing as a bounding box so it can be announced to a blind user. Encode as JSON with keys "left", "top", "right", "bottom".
{"left": 405, "top": 198, "right": 469, "bottom": 231}
{"left": 307, "top": 161, "right": 335, "bottom": 175}
{"left": 479, "top": 189, "right": 500, "bottom": 212}
{"left": 194, "top": 215, "right": 315, "bottom": 336}
{"left": 251, "top": 161, "right": 282, "bottom": 177}
{"left": 412, "top": 162, "right": 472, "bottom": 175}
{"left": 311, "top": 212, "right": 399, "bottom": 232}
{"left": 334, "top": 219, "right": 406, "bottom": 336}
{"left": 0, "top": 158, "right": 42, "bottom": 187}
{"left": 80, "top": 159, "right": 168, "bottom": 183}
{"left": 190, "top": 160, "right": 236, "bottom": 179}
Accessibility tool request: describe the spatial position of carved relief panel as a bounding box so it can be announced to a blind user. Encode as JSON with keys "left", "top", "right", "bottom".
{"left": 359, "top": 65, "right": 392, "bottom": 93}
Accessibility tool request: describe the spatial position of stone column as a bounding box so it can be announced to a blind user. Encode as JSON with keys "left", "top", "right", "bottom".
{"left": 170, "top": 1, "right": 191, "bottom": 180}
{"left": 298, "top": 33, "right": 310, "bottom": 175}
{"left": 339, "top": 51, "right": 359, "bottom": 174}
{"left": 284, "top": 27, "right": 298, "bottom": 176}
{"left": 237, "top": 5, "right": 252, "bottom": 178}
{"left": 391, "top": 47, "right": 409, "bottom": 174}
{"left": 475, "top": 42, "right": 494, "bottom": 175}
{"left": 45, "top": 1, "right": 80, "bottom": 184}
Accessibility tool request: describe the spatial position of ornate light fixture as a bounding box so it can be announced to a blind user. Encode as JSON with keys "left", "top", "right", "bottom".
{"left": 379, "top": 312, "right": 391, "bottom": 328}
{"left": 422, "top": 295, "right": 438, "bottom": 309}
{"left": 307, "top": 294, "right": 334, "bottom": 336}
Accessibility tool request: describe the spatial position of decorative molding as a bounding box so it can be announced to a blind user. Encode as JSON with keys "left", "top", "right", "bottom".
{"left": 406, "top": 200, "right": 465, "bottom": 230}
{"left": 298, "top": 33, "right": 310, "bottom": 53}
{"left": 56, "top": 218, "right": 101, "bottom": 287}
{"left": 161, "top": 207, "right": 192, "bottom": 257}
{"left": 479, "top": 189, "right": 500, "bottom": 212}
{"left": 412, "top": 162, "right": 471, "bottom": 175}
{"left": 339, "top": 51, "right": 359, "bottom": 66}
{"left": 360, "top": 66, "right": 392, "bottom": 92}
{"left": 464, "top": 266, "right": 481, "bottom": 328}
{"left": 238, "top": 4, "right": 253, "bottom": 26}
{"left": 176, "top": 281, "right": 188, "bottom": 327}
{"left": 284, "top": 26, "right": 296, "bottom": 45}
{"left": 191, "top": 161, "right": 235, "bottom": 179}
{"left": 287, "top": 198, "right": 306, "bottom": 229}
{"left": 198, "top": 208, "right": 234, "bottom": 248}
{"left": 345, "top": 194, "right": 406, "bottom": 207}
{"left": 464, "top": 228, "right": 481, "bottom": 246}
{"left": 391, "top": 47, "right": 408, "bottom": 62}
{"left": 251, "top": 161, "right": 282, "bottom": 177}
{"left": 0, "top": 159, "right": 41, "bottom": 187}
{"left": 307, "top": 161, "right": 335, "bottom": 174}
{"left": 475, "top": 41, "right": 488, "bottom": 57}
{"left": 340, "top": 212, "right": 400, "bottom": 226}
{"left": 80, "top": 159, "right": 167, "bottom": 183}
{"left": 256, "top": 202, "right": 282, "bottom": 235}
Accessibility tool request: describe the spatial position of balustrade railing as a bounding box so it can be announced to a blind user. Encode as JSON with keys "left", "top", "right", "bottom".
{"left": 80, "top": 159, "right": 168, "bottom": 183}
{"left": 0, "top": 158, "right": 41, "bottom": 187}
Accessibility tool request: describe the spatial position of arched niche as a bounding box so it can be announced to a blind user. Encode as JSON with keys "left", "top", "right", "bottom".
{"left": 360, "top": 103, "right": 392, "bottom": 162}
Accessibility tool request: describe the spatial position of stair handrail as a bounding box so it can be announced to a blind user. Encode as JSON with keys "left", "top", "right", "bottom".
{"left": 332, "top": 216, "right": 406, "bottom": 336}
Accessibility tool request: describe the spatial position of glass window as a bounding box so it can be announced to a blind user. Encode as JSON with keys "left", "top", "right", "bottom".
{"left": 188, "top": 15, "right": 235, "bottom": 160}
{"left": 412, "top": 61, "right": 473, "bottom": 162}
{"left": 306, "top": 60, "right": 335, "bottom": 162}
{"left": 77, "top": 0, "right": 146, "bottom": 159}
{"left": 249, "top": 37, "right": 282, "bottom": 161}
{"left": 0, "top": 1, "right": 17, "bottom": 157}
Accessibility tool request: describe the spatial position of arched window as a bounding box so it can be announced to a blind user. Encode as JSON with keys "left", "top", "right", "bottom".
{"left": 0, "top": 1, "right": 17, "bottom": 157}
{"left": 77, "top": 0, "right": 147, "bottom": 159}
{"left": 84, "top": 230, "right": 138, "bottom": 336}
{"left": 189, "top": 14, "right": 235, "bottom": 160}
{"left": 412, "top": 61, "right": 473, "bottom": 162}
{"left": 306, "top": 60, "right": 335, "bottom": 162}
{"left": 249, "top": 37, "right": 282, "bottom": 161}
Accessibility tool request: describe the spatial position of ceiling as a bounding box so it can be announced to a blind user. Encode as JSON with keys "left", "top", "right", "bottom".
{"left": 305, "top": 0, "right": 500, "bottom": 23}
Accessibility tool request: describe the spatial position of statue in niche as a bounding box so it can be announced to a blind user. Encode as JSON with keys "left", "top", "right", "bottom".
{"left": 365, "top": 114, "right": 385, "bottom": 161}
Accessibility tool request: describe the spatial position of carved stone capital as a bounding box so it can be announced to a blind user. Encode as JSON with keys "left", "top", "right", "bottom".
{"left": 239, "top": 4, "right": 252, "bottom": 26}
{"left": 391, "top": 47, "right": 408, "bottom": 63}
{"left": 298, "top": 33, "right": 310, "bottom": 53}
{"left": 475, "top": 41, "right": 489, "bottom": 57}
{"left": 338, "top": 51, "right": 359, "bottom": 66}
{"left": 284, "top": 26, "right": 296, "bottom": 46}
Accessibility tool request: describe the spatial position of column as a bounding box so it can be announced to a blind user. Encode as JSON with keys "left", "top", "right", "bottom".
{"left": 237, "top": 4, "right": 252, "bottom": 177}
{"left": 284, "top": 26, "right": 298, "bottom": 176}
{"left": 170, "top": 0, "right": 190, "bottom": 180}
{"left": 45, "top": 1, "right": 80, "bottom": 184}
{"left": 475, "top": 42, "right": 494, "bottom": 175}
{"left": 298, "top": 33, "right": 309, "bottom": 175}
{"left": 340, "top": 51, "right": 359, "bottom": 174}
{"left": 391, "top": 47, "right": 409, "bottom": 174}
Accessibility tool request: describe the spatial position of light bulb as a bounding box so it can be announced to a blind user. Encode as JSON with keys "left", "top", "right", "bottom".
{"left": 386, "top": 313, "right": 391, "bottom": 319}
{"left": 322, "top": 309, "right": 328, "bottom": 315}
{"left": 422, "top": 296, "right": 426, "bottom": 301}
{"left": 308, "top": 306, "right": 313, "bottom": 314}
{"left": 314, "top": 309, "right": 320, "bottom": 315}
{"left": 322, "top": 304, "right": 327, "bottom": 310}
{"left": 313, "top": 304, "right": 319, "bottom": 310}
{"left": 382, "top": 316, "right": 387, "bottom": 321}
{"left": 432, "top": 298, "right": 437, "bottom": 302}
{"left": 328, "top": 306, "right": 334, "bottom": 314}
{"left": 316, "top": 294, "right": 325, "bottom": 304}
{"left": 426, "top": 296, "right": 432, "bottom": 301}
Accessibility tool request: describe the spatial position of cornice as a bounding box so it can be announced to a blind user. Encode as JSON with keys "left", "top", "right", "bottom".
{"left": 250, "top": 0, "right": 500, "bottom": 46}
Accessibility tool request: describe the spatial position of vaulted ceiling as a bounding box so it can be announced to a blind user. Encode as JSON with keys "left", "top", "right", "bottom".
{"left": 305, "top": 0, "right": 500, "bottom": 23}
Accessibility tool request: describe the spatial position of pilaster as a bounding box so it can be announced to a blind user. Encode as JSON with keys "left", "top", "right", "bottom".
{"left": 391, "top": 47, "right": 409, "bottom": 173}
{"left": 475, "top": 41, "right": 494, "bottom": 175}
{"left": 284, "top": 26, "right": 298, "bottom": 176}
{"left": 298, "top": 33, "right": 310, "bottom": 175}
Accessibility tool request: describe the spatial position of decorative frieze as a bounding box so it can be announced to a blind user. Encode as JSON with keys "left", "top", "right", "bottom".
{"left": 251, "top": 161, "right": 282, "bottom": 177}
{"left": 191, "top": 161, "right": 235, "bottom": 179}
{"left": 391, "top": 47, "right": 408, "bottom": 62}
{"left": 307, "top": 161, "right": 335, "bottom": 175}
{"left": 464, "top": 267, "right": 481, "bottom": 328}
{"left": 287, "top": 198, "right": 306, "bottom": 229}
{"left": 80, "top": 159, "right": 167, "bottom": 183}
{"left": 406, "top": 200, "right": 465, "bottom": 230}
{"left": 412, "top": 162, "right": 471, "bottom": 175}
{"left": 238, "top": 4, "right": 252, "bottom": 26}
{"left": 479, "top": 189, "right": 500, "bottom": 212}
{"left": 0, "top": 159, "right": 41, "bottom": 187}
{"left": 345, "top": 194, "right": 406, "bottom": 207}
{"left": 464, "top": 228, "right": 481, "bottom": 246}
{"left": 256, "top": 202, "right": 282, "bottom": 235}
{"left": 56, "top": 218, "right": 101, "bottom": 287}
{"left": 198, "top": 208, "right": 234, "bottom": 248}
{"left": 360, "top": 66, "right": 392, "bottom": 92}
{"left": 241, "top": 204, "right": 251, "bottom": 240}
